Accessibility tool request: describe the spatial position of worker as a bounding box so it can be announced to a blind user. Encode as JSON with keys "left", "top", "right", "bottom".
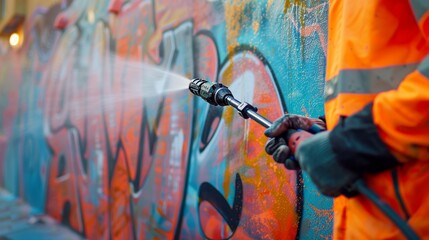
{"left": 264, "top": 1, "right": 429, "bottom": 239}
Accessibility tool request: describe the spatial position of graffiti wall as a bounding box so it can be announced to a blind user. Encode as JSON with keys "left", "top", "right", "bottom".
{"left": 0, "top": 0, "right": 332, "bottom": 239}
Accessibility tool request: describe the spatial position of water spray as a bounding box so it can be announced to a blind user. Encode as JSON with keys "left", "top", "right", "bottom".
{"left": 189, "top": 78, "right": 419, "bottom": 240}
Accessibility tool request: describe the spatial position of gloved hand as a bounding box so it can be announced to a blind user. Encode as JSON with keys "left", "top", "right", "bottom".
{"left": 290, "top": 103, "right": 399, "bottom": 197}
{"left": 295, "top": 131, "right": 360, "bottom": 197}
{"left": 265, "top": 137, "right": 300, "bottom": 169}
{"left": 264, "top": 114, "right": 326, "bottom": 170}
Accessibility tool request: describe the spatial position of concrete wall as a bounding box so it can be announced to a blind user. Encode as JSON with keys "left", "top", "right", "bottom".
{"left": 0, "top": 0, "right": 332, "bottom": 239}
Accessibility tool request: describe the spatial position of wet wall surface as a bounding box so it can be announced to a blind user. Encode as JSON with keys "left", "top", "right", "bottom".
{"left": 0, "top": 0, "right": 332, "bottom": 239}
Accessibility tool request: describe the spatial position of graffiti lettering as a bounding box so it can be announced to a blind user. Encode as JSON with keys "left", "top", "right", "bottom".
{"left": 198, "top": 173, "right": 243, "bottom": 239}
{"left": 0, "top": 0, "right": 332, "bottom": 239}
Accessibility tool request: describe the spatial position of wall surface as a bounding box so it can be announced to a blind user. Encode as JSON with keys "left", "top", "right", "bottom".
{"left": 0, "top": 0, "right": 332, "bottom": 239}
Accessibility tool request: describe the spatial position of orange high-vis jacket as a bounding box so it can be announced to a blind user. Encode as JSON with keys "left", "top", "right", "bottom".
{"left": 325, "top": 0, "right": 429, "bottom": 239}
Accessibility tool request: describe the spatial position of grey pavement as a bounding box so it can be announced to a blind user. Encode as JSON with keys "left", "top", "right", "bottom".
{"left": 0, "top": 189, "right": 84, "bottom": 240}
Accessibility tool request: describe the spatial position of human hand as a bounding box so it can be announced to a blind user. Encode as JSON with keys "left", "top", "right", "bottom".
{"left": 264, "top": 114, "right": 326, "bottom": 170}
{"left": 265, "top": 136, "right": 300, "bottom": 169}
{"left": 264, "top": 114, "right": 326, "bottom": 137}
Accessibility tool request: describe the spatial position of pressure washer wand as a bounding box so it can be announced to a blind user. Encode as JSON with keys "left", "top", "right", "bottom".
{"left": 189, "top": 78, "right": 272, "bottom": 128}
{"left": 225, "top": 95, "right": 272, "bottom": 128}
{"left": 189, "top": 78, "right": 419, "bottom": 240}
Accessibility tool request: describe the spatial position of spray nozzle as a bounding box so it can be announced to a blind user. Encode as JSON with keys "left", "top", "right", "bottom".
{"left": 189, "top": 78, "right": 233, "bottom": 106}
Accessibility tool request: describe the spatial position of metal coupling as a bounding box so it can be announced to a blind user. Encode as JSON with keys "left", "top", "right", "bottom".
{"left": 236, "top": 102, "right": 258, "bottom": 119}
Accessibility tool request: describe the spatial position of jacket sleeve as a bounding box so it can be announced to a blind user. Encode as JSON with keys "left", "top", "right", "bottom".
{"left": 327, "top": 56, "right": 429, "bottom": 172}
{"left": 369, "top": 0, "right": 429, "bottom": 162}
{"left": 372, "top": 55, "right": 429, "bottom": 162}
{"left": 327, "top": 2, "right": 429, "bottom": 168}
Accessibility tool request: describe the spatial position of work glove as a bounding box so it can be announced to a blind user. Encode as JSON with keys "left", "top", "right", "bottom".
{"left": 295, "top": 131, "right": 359, "bottom": 197}
{"left": 264, "top": 114, "right": 326, "bottom": 170}
{"left": 294, "top": 103, "right": 399, "bottom": 197}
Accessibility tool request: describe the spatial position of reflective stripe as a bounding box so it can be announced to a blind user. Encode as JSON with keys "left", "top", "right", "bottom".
{"left": 409, "top": 0, "right": 429, "bottom": 22}
{"left": 325, "top": 64, "right": 418, "bottom": 102}
{"left": 418, "top": 55, "right": 429, "bottom": 78}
